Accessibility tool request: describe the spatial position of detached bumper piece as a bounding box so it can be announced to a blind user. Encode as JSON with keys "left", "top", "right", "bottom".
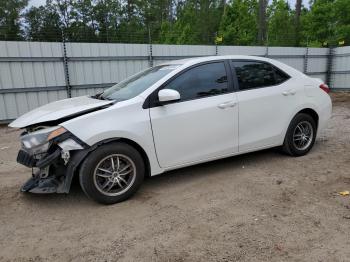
{"left": 21, "top": 176, "right": 64, "bottom": 194}
{"left": 17, "top": 150, "right": 36, "bottom": 168}
{"left": 18, "top": 145, "right": 91, "bottom": 194}
{"left": 18, "top": 149, "right": 64, "bottom": 194}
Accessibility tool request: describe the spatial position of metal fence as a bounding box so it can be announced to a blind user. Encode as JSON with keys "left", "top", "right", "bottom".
{"left": 0, "top": 41, "right": 349, "bottom": 122}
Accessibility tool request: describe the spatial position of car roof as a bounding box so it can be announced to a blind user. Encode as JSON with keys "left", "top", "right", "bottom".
{"left": 161, "top": 55, "right": 305, "bottom": 78}
{"left": 162, "top": 55, "right": 274, "bottom": 65}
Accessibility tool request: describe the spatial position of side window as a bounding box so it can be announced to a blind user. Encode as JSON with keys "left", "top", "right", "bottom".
{"left": 274, "top": 66, "right": 290, "bottom": 84}
{"left": 164, "top": 62, "right": 228, "bottom": 101}
{"left": 232, "top": 61, "right": 289, "bottom": 90}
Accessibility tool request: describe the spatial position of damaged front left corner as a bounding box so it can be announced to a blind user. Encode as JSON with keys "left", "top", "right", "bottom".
{"left": 17, "top": 127, "right": 87, "bottom": 194}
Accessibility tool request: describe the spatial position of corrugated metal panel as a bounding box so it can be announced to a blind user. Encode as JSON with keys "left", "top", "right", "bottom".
{"left": 218, "top": 46, "right": 266, "bottom": 56}
{"left": 308, "top": 58, "right": 327, "bottom": 73}
{"left": 307, "top": 48, "right": 329, "bottom": 77}
{"left": 0, "top": 41, "right": 338, "bottom": 122}
{"left": 0, "top": 90, "right": 67, "bottom": 120}
{"left": 152, "top": 44, "right": 215, "bottom": 56}
{"left": 332, "top": 74, "right": 350, "bottom": 89}
{"left": 0, "top": 41, "right": 67, "bottom": 121}
{"left": 71, "top": 88, "right": 106, "bottom": 97}
{"left": 267, "top": 47, "right": 305, "bottom": 72}
{"left": 66, "top": 43, "right": 149, "bottom": 89}
{"left": 0, "top": 44, "right": 65, "bottom": 90}
{"left": 268, "top": 47, "right": 306, "bottom": 56}
{"left": 332, "top": 46, "right": 350, "bottom": 89}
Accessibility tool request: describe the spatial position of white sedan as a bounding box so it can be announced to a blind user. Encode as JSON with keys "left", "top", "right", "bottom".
{"left": 10, "top": 55, "right": 332, "bottom": 204}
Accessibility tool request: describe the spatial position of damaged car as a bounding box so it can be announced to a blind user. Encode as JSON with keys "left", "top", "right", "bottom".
{"left": 9, "top": 56, "right": 332, "bottom": 204}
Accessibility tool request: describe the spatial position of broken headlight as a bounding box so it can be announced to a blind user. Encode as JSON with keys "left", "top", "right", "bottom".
{"left": 21, "top": 126, "right": 67, "bottom": 154}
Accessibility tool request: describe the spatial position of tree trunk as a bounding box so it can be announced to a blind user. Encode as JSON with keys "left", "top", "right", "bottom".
{"left": 258, "top": 0, "right": 267, "bottom": 45}
{"left": 295, "top": 0, "right": 302, "bottom": 46}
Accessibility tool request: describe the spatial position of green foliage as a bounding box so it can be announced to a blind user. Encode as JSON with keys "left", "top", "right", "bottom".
{"left": 0, "top": 0, "right": 28, "bottom": 40}
{"left": 219, "top": 0, "right": 258, "bottom": 45}
{"left": 267, "top": 0, "right": 294, "bottom": 46}
{"left": 160, "top": 0, "right": 224, "bottom": 45}
{"left": 24, "top": 6, "right": 62, "bottom": 41}
{"left": 333, "top": 0, "right": 350, "bottom": 45}
{"left": 303, "top": 0, "right": 336, "bottom": 46}
{"left": 1, "top": 0, "right": 350, "bottom": 47}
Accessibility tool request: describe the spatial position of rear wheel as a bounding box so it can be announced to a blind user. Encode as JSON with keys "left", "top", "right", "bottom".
{"left": 282, "top": 113, "right": 317, "bottom": 156}
{"left": 79, "top": 142, "right": 145, "bottom": 204}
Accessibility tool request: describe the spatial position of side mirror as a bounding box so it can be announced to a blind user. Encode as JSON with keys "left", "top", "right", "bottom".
{"left": 158, "top": 89, "right": 180, "bottom": 104}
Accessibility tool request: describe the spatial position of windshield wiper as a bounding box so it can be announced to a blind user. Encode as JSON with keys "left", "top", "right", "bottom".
{"left": 91, "top": 93, "right": 110, "bottom": 100}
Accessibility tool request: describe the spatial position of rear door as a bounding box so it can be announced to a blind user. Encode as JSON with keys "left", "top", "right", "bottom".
{"left": 231, "top": 60, "right": 300, "bottom": 152}
{"left": 149, "top": 61, "right": 238, "bottom": 168}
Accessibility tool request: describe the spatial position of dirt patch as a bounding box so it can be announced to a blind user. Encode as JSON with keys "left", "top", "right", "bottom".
{"left": 1, "top": 92, "right": 350, "bottom": 261}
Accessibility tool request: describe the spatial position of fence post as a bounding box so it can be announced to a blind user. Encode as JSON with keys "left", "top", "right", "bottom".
{"left": 265, "top": 32, "right": 269, "bottom": 57}
{"left": 303, "top": 47, "right": 309, "bottom": 74}
{"left": 215, "top": 32, "right": 218, "bottom": 55}
{"left": 326, "top": 46, "right": 334, "bottom": 88}
{"left": 148, "top": 27, "right": 153, "bottom": 67}
{"left": 61, "top": 30, "right": 71, "bottom": 98}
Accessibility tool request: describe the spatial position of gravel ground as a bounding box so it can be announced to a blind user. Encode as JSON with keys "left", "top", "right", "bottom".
{"left": 0, "top": 92, "right": 350, "bottom": 262}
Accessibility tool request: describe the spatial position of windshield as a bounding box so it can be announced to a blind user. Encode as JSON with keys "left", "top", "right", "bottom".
{"left": 100, "top": 64, "right": 180, "bottom": 101}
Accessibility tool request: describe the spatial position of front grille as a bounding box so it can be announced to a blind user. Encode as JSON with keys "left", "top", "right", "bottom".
{"left": 17, "top": 150, "right": 36, "bottom": 167}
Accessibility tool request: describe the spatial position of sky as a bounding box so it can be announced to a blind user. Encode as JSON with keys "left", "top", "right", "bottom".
{"left": 29, "top": 0, "right": 46, "bottom": 7}
{"left": 28, "top": 0, "right": 309, "bottom": 9}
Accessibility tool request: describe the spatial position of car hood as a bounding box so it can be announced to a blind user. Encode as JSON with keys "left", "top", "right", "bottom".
{"left": 9, "top": 96, "right": 114, "bottom": 128}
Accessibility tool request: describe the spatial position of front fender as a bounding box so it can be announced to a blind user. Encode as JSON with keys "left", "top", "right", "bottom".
{"left": 60, "top": 98, "right": 163, "bottom": 177}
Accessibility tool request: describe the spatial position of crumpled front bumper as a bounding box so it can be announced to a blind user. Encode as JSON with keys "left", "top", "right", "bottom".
{"left": 17, "top": 137, "right": 89, "bottom": 194}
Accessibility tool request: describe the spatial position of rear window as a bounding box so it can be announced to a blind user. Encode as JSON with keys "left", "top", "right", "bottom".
{"left": 232, "top": 61, "right": 290, "bottom": 91}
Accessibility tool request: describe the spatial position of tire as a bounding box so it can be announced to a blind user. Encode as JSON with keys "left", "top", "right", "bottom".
{"left": 79, "top": 142, "right": 145, "bottom": 204}
{"left": 282, "top": 113, "right": 317, "bottom": 156}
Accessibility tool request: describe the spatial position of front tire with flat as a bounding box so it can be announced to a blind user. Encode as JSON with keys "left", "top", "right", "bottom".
{"left": 282, "top": 113, "right": 317, "bottom": 156}
{"left": 79, "top": 142, "right": 145, "bottom": 204}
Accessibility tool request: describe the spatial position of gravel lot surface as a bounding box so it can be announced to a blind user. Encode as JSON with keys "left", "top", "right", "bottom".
{"left": 0, "top": 92, "right": 350, "bottom": 262}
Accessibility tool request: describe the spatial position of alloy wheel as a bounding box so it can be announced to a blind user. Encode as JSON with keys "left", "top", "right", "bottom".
{"left": 93, "top": 154, "right": 136, "bottom": 196}
{"left": 292, "top": 121, "right": 314, "bottom": 151}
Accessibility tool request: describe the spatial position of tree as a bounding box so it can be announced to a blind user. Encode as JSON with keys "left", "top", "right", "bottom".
{"left": 162, "top": 0, "right": 225, "bottom": 45}
{"left": 333, "top": 0, "right": 350, "bottom": 45}
{"left": 70, "top": 0, "right": 99, "bottom": 42}
{"left": 93, "top": 0, "right": 122, "bottom": 42}
{"left": 303, "top": 0, "right": 335, "bottom": 46}
{"left": 219, "top": 0, "right": 258, "bottom": 45}
{"left": 0, "top": 0, "right": 28, "bottom": 40}
{"left": 24, "top": 6, "right": 62, "bottom": 41}
{"left": 294, "top": 0, "right": 302, "bottom": 46}
{"left": 258, "top": 0, "right": 268, "bottom": 45}
{"left": 267, "top": 0, "right": 294, "bottom": 46}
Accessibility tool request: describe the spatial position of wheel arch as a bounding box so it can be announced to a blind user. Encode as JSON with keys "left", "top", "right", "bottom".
{"left": 62, "top": 137, "right": 152, "bottom": 193}
{"left": 296, "top": 108, "right": 319, "bottom": 129}
{"left": 114, "top": 138, "right": 151, "bottom": 178}
{"left": 87, "top": 138, "right": 151, "bottom": 178}
{"left": 281, "top": 107, "right": 319, "bottom": 146}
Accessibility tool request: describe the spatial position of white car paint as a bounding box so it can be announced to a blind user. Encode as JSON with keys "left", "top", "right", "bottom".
{"left": 150, "top": 92, "right": 238, "bottom": 168}
{"left": 9, "top": 96, "right": 113, "bottom": 128}
{"left": 10, "top": 55, "right": 332, "bottom": 178}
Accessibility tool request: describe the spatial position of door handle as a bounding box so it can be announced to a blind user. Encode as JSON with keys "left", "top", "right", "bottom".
{"left": 218, "top": 101, "right": 237, "bottom": 109}
{"left": 282, "top": 89, "right": 297, "bottom": 96}
{"left": 289, "top": 89, "right": 296, "bottom": 95}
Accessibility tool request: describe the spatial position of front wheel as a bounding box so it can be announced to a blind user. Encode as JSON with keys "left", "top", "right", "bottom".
{"left": 282, "top": 113, "right": 317, "bottom": 156}
{"left": 79, "top": 142, "right": 145, "bottom": 204}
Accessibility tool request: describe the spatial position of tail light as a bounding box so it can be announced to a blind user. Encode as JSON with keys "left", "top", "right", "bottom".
{"left": 319, "top": 83, "right": 330, "bottom": 93}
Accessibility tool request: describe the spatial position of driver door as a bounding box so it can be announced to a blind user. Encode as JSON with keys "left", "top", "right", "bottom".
{"left": 149, "top": 61, "right": 238, "bottom": 168}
